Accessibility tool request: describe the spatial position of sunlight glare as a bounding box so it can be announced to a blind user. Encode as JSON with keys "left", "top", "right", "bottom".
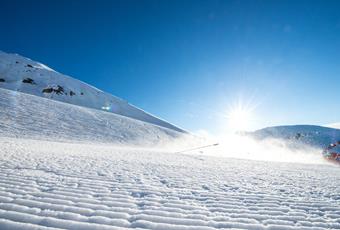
{"left": 227, "top": 105, "right": 252, "bottom": 131}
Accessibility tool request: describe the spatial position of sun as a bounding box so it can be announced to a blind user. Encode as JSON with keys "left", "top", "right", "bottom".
{"left": 227, "top": 105, "right": 253, "bottom": 131}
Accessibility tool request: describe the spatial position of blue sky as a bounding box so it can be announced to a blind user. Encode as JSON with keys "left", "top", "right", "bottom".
{"left": 1, "top": 0, "right": 340, "bottom": 133}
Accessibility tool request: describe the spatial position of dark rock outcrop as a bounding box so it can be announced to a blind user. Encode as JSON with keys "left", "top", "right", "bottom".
{"left": 22, "top": 78, "right": 35, "bottom": 84}
{"left": 42, "top": 85, "right": 65, "bottom": 95}
{"left": 55, "top": 85, "right": 64, "bottom": 95}
{"left": 42, "top": 88, "right": 53, "bottom": 93}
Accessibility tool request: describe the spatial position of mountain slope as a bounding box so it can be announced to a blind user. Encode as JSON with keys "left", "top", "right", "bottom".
{"left": 0, "top": 87, "right": 188, "bottom": 145}
{"left": 0, "top": 51, "right": 184, "bottom": 133}
{"left": 249, "top": 125, "right": 340, "bottom": 149}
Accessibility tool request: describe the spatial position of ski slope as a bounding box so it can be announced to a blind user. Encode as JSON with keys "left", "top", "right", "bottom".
{"left": 0, "top": 87, "right": 189, "bottom": 146}
{"left": 0, "top": 138, "right": 340, "bottom": 230}
{"left": 0, "top": 51, "right": 184, "bottom": 132}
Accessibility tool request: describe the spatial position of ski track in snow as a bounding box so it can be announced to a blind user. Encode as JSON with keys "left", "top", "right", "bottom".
{"left": 0, "top": 138, "right": 340, "bottom": 230}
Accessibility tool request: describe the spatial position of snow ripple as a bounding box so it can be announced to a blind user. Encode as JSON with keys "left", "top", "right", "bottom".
{"left": 0, "top": 138, "right": 340, "bottom": 229}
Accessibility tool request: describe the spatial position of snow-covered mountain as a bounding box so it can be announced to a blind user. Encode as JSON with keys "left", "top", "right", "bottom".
{"left": 0, "top": 51, "right": 184, "bottom": 133}
{"left": 249, "top": 125, "right": 340, "bottom": 149}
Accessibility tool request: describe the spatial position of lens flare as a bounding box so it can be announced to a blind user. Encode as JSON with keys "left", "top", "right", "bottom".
{"left": 227, "top": 105, "right": 253, "bottom": 131}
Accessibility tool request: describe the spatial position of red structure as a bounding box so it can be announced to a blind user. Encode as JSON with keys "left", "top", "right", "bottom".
{"left": 322, "top": 141, "right": 340, "bottom": 163}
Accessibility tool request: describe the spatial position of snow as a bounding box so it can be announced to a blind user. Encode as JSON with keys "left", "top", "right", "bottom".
{"left": 1, "top": 51, "right": 340, "bottom": 229}
{"left": 0, "top": 87, "right": 190, "bottom": 146}
{"left": 325, "top": 122, "right": 340, "bottom": 130}
{"left": 0, "top": 50, "right": 184, "bottom": 133}
{"left": 249, "top": 125, "right": 340, "bottom": 149}
{"left": 0, "top": 137, "right": 340, "bottom": 229}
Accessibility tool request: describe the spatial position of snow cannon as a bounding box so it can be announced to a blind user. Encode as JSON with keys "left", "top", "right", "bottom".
{"left": 322, "top": 141, "right": 340, "bottom": 164}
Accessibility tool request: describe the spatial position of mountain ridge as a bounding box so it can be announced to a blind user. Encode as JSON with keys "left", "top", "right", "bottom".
{"left": 248, "top": 124, "right": 340, "bottom": 149}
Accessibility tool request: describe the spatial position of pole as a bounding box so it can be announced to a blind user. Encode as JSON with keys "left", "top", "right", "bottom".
{"left": 174, "top": 143, "right": 219, "bottom": 154}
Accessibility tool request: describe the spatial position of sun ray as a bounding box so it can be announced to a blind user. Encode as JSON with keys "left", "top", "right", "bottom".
{"left": 227, "top": 102, "right": 255, "bottom": 132}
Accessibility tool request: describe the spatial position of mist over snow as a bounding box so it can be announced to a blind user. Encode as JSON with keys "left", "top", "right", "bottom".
{"left": 184, "top": 132, "right": 325, "bottom": 165}
{"left": 325, "top": 122, "right": 340, "bottom": 130}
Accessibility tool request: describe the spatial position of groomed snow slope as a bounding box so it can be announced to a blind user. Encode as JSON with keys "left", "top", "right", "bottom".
{"left": 0, "top": 137, "right": 340, "bottom": 230}
{"left": 0, "top": 51, "right": 184, "bottom": 133}
{"left": 0, "top": 87, "right": 188, "bottom": 146}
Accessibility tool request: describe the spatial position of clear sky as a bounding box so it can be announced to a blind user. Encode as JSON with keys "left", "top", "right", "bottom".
{"left": 1, "top": 0, "right": 340, "bottom": 134}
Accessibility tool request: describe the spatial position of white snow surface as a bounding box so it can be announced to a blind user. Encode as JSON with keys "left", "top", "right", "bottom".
{"left": 0, "top": 51, "right": 184, "bottom": 133}
{"left": 0, "top": 87, "right": 192, "bottom": 146}
{"left": 0, "top": 137, "right": 340, "bottom": 230}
